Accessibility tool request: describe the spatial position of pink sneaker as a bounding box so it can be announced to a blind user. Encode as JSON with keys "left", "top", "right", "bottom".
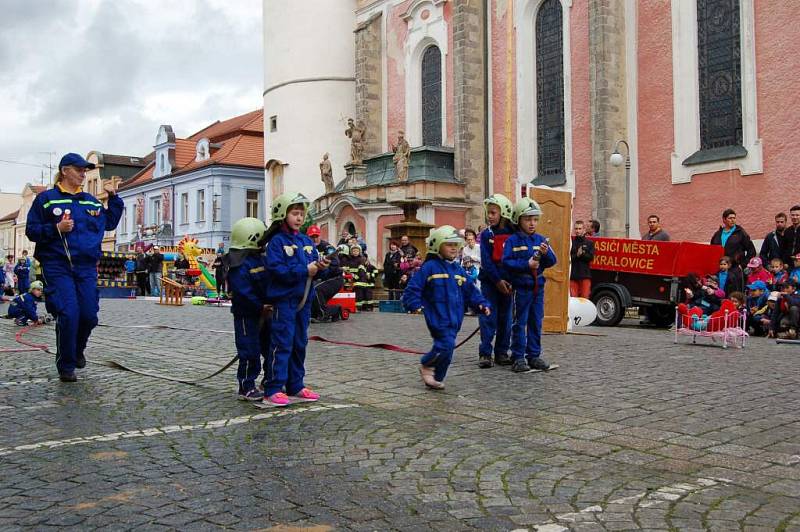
{"left": 291, "top": 388, "right": 320, "bottom": 402}
{"left": 262, "top": 392, "right": 290, "bottom": 407}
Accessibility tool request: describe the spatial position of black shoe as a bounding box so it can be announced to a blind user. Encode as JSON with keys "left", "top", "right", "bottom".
{"left": 528, "top": 357, "right": 550, "bottom": 371}
{"left": 76, "top": 355, "right": 86, "bottom": 369}
{"left": 495, "top": 353, "right": 512, "bottom": 366}
{"left": 512, "top": 359, "right": 530, "bottom": 373}
{"left": 59, "top": 372, "right": 77, "bottom": 382}
{"left": 478, "top": 355, "right": 493, "bottom": 368}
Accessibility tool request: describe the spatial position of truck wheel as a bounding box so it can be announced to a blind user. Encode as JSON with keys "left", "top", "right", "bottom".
{"left": 592, "top": 289, "right": 624, "bottom": 326}
{"left": 645, "top": 304, "right": 675, "bottom": 328}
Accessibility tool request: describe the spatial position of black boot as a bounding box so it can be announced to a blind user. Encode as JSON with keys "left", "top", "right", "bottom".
{"left": 528, "top": 357, "right": 551, "bottom": 371}
{"left": 512, "top": 359, "right": 530, "bottom": 373}
{"left": 495, "top": 353, "right": 512, "bottom": 366}
{"left": 478, "top": 355, "right": 493, "bottom": 368}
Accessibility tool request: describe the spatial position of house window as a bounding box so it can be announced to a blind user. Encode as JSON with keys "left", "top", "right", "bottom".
{"left": 270, "top": 115, "right": 278, "bottom": 132}
{"left": 180, "top": 193, "right": 189, "bottom": 224}
{"left": 246, "top": 190, "right": 259, "bottom": 218}
{"left": 212, "top": 197, "right": 220, "bottom": 222}
{"left": 121, "top": 207, "right": 127, "bottom": 234}
{"left": 197, "top": 189, "right": 205, "bottom": 222}
{"left": 421, "top": 45, "right": 442, "bottom": 146}
{"left": 534, "top": 0, "right": 565, "bottom": 186}
{"left": 151, "top": 198, "right": 162, "bottom": 226}
{"left": 693, "top": 0, "right": 744, "bottom": 158}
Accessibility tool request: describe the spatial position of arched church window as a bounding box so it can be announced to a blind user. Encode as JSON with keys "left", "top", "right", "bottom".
{"left": 421, "top": 45, "right": 442, "bottom": 147}
{"left": 697, "top": 0, "right": 743, "bottom": 152}
{"left": 534, "top": 0, "right": 565, "bottom": 186}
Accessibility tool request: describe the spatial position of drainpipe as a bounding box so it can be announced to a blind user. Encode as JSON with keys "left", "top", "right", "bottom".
{"left": 482, "top": 0, "right": 490, "bottom": 199}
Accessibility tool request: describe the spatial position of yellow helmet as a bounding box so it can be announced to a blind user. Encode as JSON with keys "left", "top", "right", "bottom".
{"left": 29, "top": 280, "right": 44, "bottom": 292}
{"left": 426, "top": 225, "right": 464, "bottom": 253}
{"left": 230, "top": 217, "right": 269, "bottom": 250}
{"left": 483, "top": 193, "right": 514, "bottom": 221}
{"left": 271, "top": 191, "right": 310, "bottom": 222}
{"left": 512, "top": 197, "right": 542, "bottom": 224}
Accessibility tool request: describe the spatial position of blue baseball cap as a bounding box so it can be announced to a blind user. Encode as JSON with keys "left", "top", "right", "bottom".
{"left": 746, "top": 280, "right": 768, "bottom": 291}
{"left": 58, "top": 152, "right": 96, "bottom": 170}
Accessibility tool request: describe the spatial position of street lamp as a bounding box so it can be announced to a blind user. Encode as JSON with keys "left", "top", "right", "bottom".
{"left": 609, "top": 140, "right": 631, "bottom": 238}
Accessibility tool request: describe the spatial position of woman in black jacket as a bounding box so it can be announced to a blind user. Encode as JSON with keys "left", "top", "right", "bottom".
{"left": 383, "top": 241, "right": 403, "bottom": 300}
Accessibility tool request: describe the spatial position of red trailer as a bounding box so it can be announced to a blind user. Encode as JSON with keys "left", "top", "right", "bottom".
{"left": 589, "top": 238, "right": 723, "bottom": 326}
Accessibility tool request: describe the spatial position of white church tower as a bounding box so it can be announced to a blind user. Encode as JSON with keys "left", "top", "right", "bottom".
{"left": 263, "top": 0, "right": 357, "bottom": 215}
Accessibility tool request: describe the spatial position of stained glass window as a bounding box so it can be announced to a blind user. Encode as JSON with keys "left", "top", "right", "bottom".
{"left": 697, "top": 0, "right": 742, "bottom": 150}
{"left": 421, "top": 45, "right": 442, "bottom": 147}
{"left": 534, "top": 0, "right": 565, "bottom": 186}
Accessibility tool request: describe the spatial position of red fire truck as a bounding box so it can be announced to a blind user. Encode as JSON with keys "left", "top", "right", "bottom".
{"left": 589, "top": 238, "right": 723, "bottom": 327}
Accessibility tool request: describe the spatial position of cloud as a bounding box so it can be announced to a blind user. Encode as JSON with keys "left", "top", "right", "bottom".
{"left": 0, "top": 0, "right": 262, "bottom": 194}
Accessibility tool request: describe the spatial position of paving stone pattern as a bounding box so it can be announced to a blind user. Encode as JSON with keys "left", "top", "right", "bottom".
{"left": 1, "top": 299, "right": 800, "bottom": 531}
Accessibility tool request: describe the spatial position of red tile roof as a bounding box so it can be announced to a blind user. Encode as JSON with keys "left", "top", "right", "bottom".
{"left": 188, "top": 109, "right": 263, "bottom": 143}
{"left": 119, "top": 109, "right": 264, "bottom": 191}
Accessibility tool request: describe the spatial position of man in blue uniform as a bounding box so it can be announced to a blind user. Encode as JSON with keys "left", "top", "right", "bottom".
{"left": 26, "top": 153, "right": 124, "bottom": 382}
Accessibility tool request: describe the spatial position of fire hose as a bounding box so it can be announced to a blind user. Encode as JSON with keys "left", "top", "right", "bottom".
{"left": 5, "top": 321, "right": 482, "bottom": 385}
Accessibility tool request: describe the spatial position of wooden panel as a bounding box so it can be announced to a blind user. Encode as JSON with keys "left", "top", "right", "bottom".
{"left": 531, "top": 187, "right": 572, "bottom": 333}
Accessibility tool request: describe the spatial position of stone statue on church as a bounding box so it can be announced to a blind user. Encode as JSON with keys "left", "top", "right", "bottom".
{"left": 320, "top": 153, "right": 334, "bottom": 194}
{"left": 392, "top": 130, "right": 411, "bottom": 182}
{"left": 345, "top": 118, "right": 366, "bottom": 165}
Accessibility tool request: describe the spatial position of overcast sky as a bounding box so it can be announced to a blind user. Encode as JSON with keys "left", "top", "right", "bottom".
{"left": 0, "top": 0, "right": 262, "bottom": 193}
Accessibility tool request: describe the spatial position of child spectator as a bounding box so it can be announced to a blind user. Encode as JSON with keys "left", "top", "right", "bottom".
{"left": 399, "top": 252, "right": 422, "bottom": 290}
{"left": 746, "top": 257, "right": 772, "bottom": 286}
{"left": 681, "top": 273, "right": 724, "bottom": 315}
{"left": 503, "top": 198, "right": 557, "bottom": 373}
{"left": 402, "top": 226, "right": 490, "bottom": 390}
{"left": 745, "top": 281, "right": 768, "bottom": 316}
{"left": 569, "top": 220, "right": 595, "bottom": 298}
{"left": 729, "top": 291, "right": 746, "bottom": 311}
{"left": 752, "top": 291, "right": 780, "bottom": 336}
{"left": 14, "top": 258, "right": 30, "bottom": 295}
{"left": 477, "top": 194, "right": 515, "bottom": 368}
{"left": 769, "top": 280, "right": 800, "bottom": 339}
{"left": 790, "top": 254, "right": 800, "bottom": 285}
{"left": 769, "top": 258, "right": 788, "bottom": 289}
{"left": 717, "top": 256, "right": 744, "bottom": 296}
{"left": 262, "top": 192, "right": 330, "bottom": 407}
{"left": 226, "top": 217, "right": 271, "bottom": 401}
{"left": 5, "top": 280, "right": 44, "bottom": 325}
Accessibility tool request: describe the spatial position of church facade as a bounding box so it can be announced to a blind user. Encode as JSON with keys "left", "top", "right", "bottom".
{"left": 263, "top": 0, "right": 799, "bottom": 261}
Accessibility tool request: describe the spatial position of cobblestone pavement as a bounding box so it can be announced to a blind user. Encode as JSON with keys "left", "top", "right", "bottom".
{"left": 1, "top": 299, "right": 800, "bottom": 531}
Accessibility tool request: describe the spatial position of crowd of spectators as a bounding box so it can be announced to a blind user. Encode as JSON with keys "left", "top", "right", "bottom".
{"left": 672, "top": 205, "right": 800, "bottom": 338}
{"left": 1, "top": 250, "right": 39, "bottom": 298}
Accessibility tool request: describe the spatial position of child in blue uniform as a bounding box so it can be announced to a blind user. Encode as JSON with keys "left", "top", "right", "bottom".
{"left": 262, "top": 192, "right": 331, "bottom": 407}
{"left": 14, "top": 258, "right": 31, "bottom": 295}
{"left": 503, "top": 198, "right": 557, "bottom": 373}
{"left": 226, "top": 217, "right": 271, "bottom": 401}
{"left": 403, "top": 225, "right": 490, "bottom": 390}
{"left": 477, "top": 194, "right": 515, "bottom": 368}
{"left": 6, "top": 280, "right": 44, "bottom": 326}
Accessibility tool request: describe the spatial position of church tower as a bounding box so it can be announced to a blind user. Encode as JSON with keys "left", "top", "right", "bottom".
{"left": 263, "top": 0, "right": 357, "bottom": 215}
